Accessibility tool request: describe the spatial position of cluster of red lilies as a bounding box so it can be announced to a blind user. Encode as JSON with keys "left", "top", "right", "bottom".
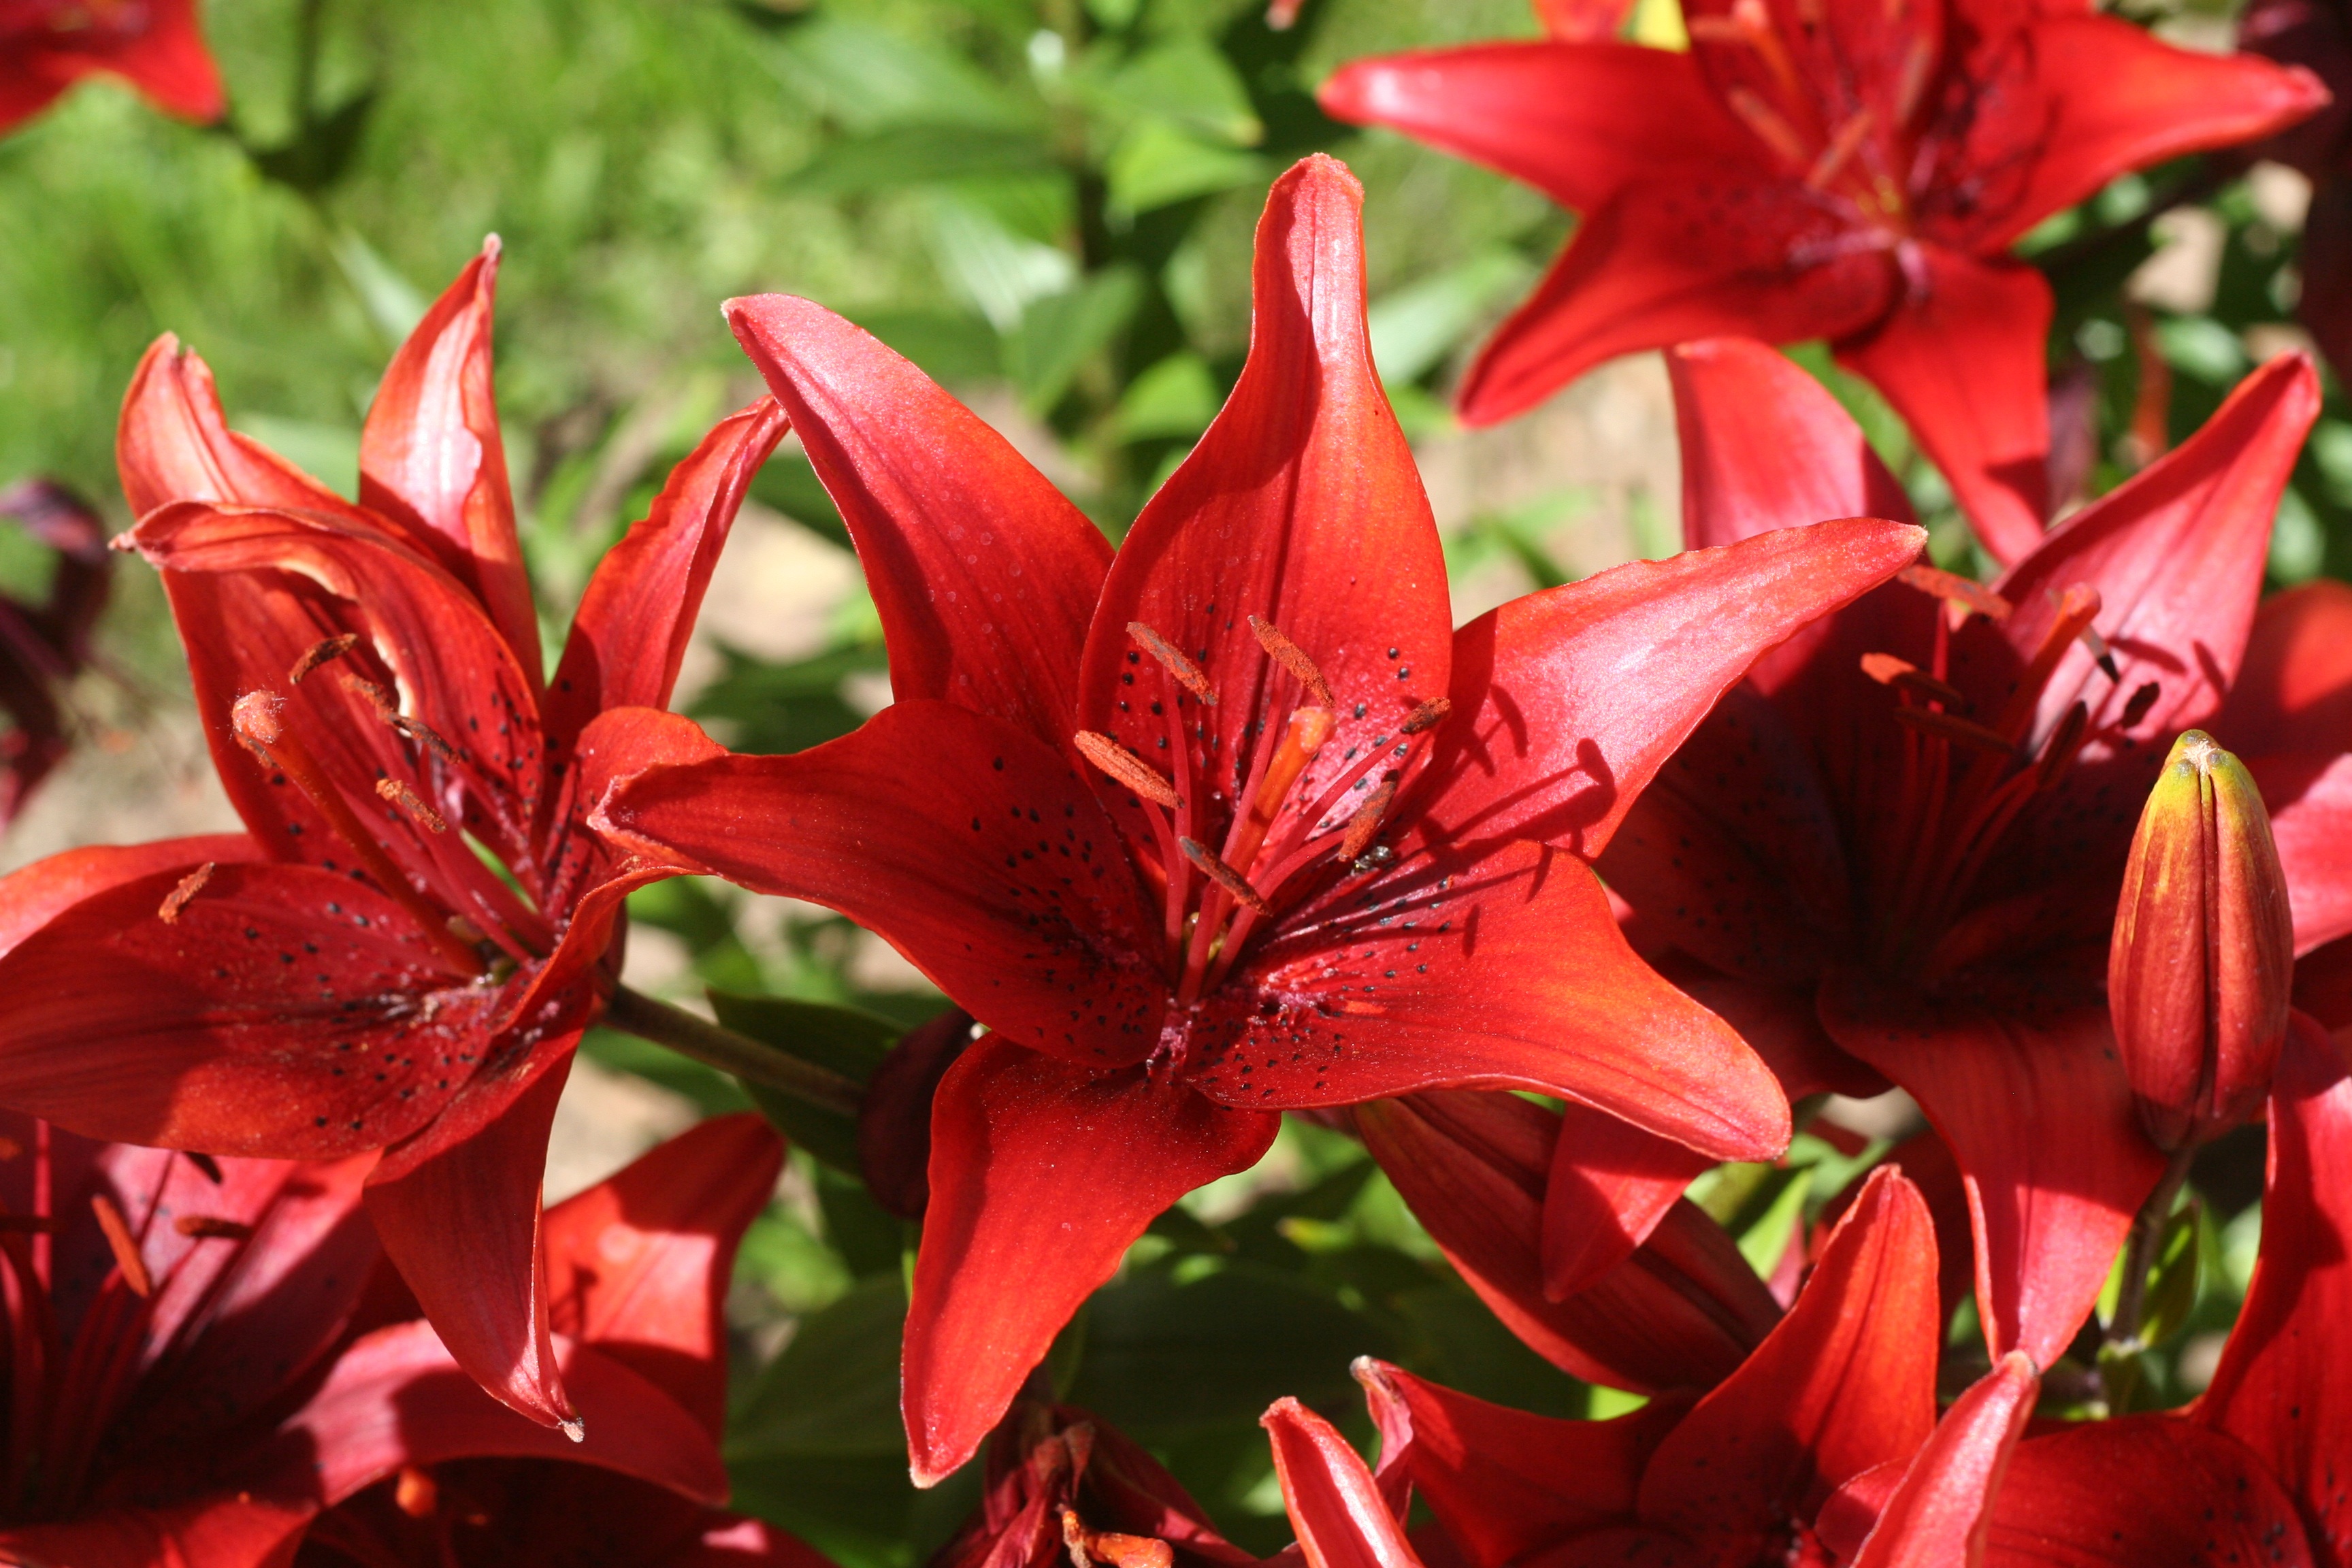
{"left": 3, "top": 0, "right": 2352, "bottom": 1564}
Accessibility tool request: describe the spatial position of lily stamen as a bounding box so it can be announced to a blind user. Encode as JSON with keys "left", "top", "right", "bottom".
{"left": 231, "top": 691, "right": 486, "bottom": 976}
{"left": 287, "top": 633, "right": 359, "bottom": 686}
{"left": 1247, "top": 615, "right": 1335, "bottom": 708}
{"left": 88, "top": 1193, "right": 151, "bottom": 1298}
{"left": 1126, "top": 622, "right": 1218, "bottom": 706}
{"left": 1177, "top": 838, "right": 1271, "bottom": 918}
{"left": 376, "top": 777, "right": 448, "bottom": 833}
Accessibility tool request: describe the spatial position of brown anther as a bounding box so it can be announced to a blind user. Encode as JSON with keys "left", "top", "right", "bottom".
{"left": 157, "top": 861, "right": 215, "bottom": 924}
{"left": 90, "top": 1192, "right": 152, "bottom": 1297}
{"left": 1340, "top": 777, "right": 1398, "bottom": 863}
{"left": 1891, "top": 705, "right": 2016, "bottom": 758}
{"left": 340, "top": 671, "right": 399, "bottom": 721}
{"left": 1128, "top": 622, "right": 1218, "bottom": 706}
{"left": 2035, "top": 701, "right": 2090, "bottom": 789}
{"left": 447, "top": 915, "right": 487, "bottom": 945}
{"left": 1247, "top": 616, "right": 1334, "bottom": 708}
{"left": 1399, "top": 696, "right": 1452, "bottom": 735}
{"left": 1897, "top": 564, "right": 2012, "bottom": 621}
{"left": 1075, "top": 731, "right": 1180, "bottom": 808}
{"left": 288, "top": 634, "right": 360, "bottom": 686}
{"left": 1059, "top": 1511, "right": 1174, "bottom": 1568}
{"left": 1861, "top": 653, "right": 1968, "bottom": 709}
{"left": 183, "top": 1150, "right": 223, "bottom": 1183}
{"left": 1179, "top": 838, "right": 1271, "bottom": 916}
{"left": 340, "top": 673, "right": 458, "bottom": 762}
{"left": 2119, "top": 681, "right": 2161, "bottom": 729}
{"left": 174, "top": 1215, "right": 255, "bottom": 1240}
{"left": 376, "top": 777, "right": 448, "bottom": 833}
{"left": 393, "top": 1467, "right": 440, "bottom": 1520}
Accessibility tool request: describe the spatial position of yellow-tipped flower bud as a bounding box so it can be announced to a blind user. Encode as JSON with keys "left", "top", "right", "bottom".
{"left": 2109, "top": 731, "right": 2296, "bottom": 1151}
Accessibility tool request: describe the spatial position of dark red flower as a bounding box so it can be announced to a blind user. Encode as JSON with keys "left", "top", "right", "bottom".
{"left": 593, "top": 154, "right": 1925, "bottom": 1484}
{"left": 2243, "top": 0, "right": 2352, "bottom": 381}
{"left": 1591, "top": 337, "right": 2352, "bottom": 1371}
{"left": 0, "top": 239, "right": 787, "bottom": 1433}
{"left": 280, "top": 1113, "right": 828, "bottom": 1568}
{"left": 1815, "top": 1019, "right": 2352, "bottom": 1567}
{"left": 0, "top": 0, "right": 224, "bottom": 131}
{"left": 1273, "top": 1166, "right": 1944, "bottom": 1568}
{"left": 0, "top": 1115, "right": 374, "bottom": 1567}
{"left": 934, "top": 1397, "right": 1256, "bottom": 1568}
{"left": 0, "top": 478, "right": 114, "bottom": 823}
{"left": 1320, "top": 0, "right": 2325, "bottom": 560}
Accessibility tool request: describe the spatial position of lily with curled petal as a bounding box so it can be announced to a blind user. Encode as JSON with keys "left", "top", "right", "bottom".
{"left": 0, "top": 0, "right": 223, "bottom": 131}
{"left": 1275, "top": 1166, "right": 1944, "bottom": 1568}
{"left": 0, "top": 1114, "right": 372, "bottom": 1568}
{"left": 593, "top": 154, "right": 1925, "bottom": 1485}
{"left": 280, "top": 1113, "right": 834, "bottom": 1568}
{"left": 0, "top": 239, "right": 793, "bottom": 1435}
{"left": 1592, "top": 336, "right": 2352, "bottom": 1375}
{"left": 1319, "top": 0, "right": 2325, "bottom": 560}
{"left": 1813, "top": 1019, "right": 2351, "bottom": 1568}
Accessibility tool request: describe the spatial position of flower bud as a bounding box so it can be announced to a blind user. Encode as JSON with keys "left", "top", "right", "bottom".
{"left": 2109, "top": 731, "right": 2295, "bottom": 1151}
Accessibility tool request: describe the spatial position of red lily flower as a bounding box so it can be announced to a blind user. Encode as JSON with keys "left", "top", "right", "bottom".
{"left": 0, "top": 1114, "right": 374, "bottom": 1568}
{"left": 0, "top": 239, "right": 789, "bottom": 1434}
{"left": 0, "top": 478, "right": 114, "bottom": 824}
{"left": 0, "top": 0, "right": 224, "bottom": 131}
{"left": 1814, "top": 1017, "right": 2351, "bottom": 1568}
{"left": 934, "top": 1396, "right": 1256, "bottom": 1568}
{"left": 1592, "top": 336, "right": 2352, "bottom": 1371}
{"left": 593, "top": 154, "right": 1924, "bottom": 1484}
{"left": 1272, "top": 1165, "right": 1943, "bottom": 1568}
{"left": 1318, "top": 0, "right": 2326, "bottom": 561}
{"left": 280, "top": 1113, "right": 830, "bottom": 1568}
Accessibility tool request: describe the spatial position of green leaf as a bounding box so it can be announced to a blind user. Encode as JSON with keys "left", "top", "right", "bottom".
{"left": 749, "top": 453, "right": 849, "bottom": 549}
{"left": 2154, "top": 316, "right": 2247, "bottom": 385}
{"left": 789, "top": 127, "right": 1058, "bottom": 197}
{"left": 689, "top": 642, "right": 883, "bottom": 757}
{"left": 1111, "top": 352, "right": 1220, "bottom": 441}
{"left": 1064, "top": 1261, "right": 1394, "bottom": 1437}
{"left": 1103, "top": 38, "right": 1262, "bottom": 146}
{"left": 730, "top": 1274, "right": 910, "bottom": 1460}
{"left": 768, "top": 16, "right": 1034, "bottom": 133}
{"left": 1389, "top": 1282, "right": 1588, "bottom": 1418}
{"left": 1004, "top": 265, "right": 1145, "bottom": 414}
{"left": 710, "top": 988, "right": 899, "bottom": 1172}
{"left": 848, "top": 309, "right": 1004, "bottom": 386}
{"left": 2140, "top": 1200, "right": 2204, "bottom": 1350}
{"left": 1735, "top": 1167, "right": 1810, "bottom": 1279}
{"left": 1104, "top": 120, "right": 1263, "bottom": 217}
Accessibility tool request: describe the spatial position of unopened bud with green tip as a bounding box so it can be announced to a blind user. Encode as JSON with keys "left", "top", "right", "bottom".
{"left": 2108, "top": 731, "right": 2295, "bottom": 1152}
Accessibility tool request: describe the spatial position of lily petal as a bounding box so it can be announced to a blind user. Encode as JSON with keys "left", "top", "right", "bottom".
{"left": 1636, "top": 1167, "right": 1940, "bottom": 1552}
{"left": 0, "top": 861, "right": 487, "bottom": 1156}
{"left": 1987, "top": 1416, "right": 2319, "bottom": 1567}
{"left": 543, "top": 398, "right": 790, "bottom": 768}
{"left": 1974, "top": 352, "right": 2321, "bottom": 743}
{"left": 543, "top": 1112, "right": 785, "bottom": 1437}
{"left": 2219, "top": 579, "right": 2352, "bottom": 762}
{"left": 723, "top": 298, "right": 1110, "bottom": 749}
{"left": 1077, "top": 155, "right": 1452, "bottom": 832}
{"left": 359, "top": 239, "right": 542, "bottom": 683}
{"left": 904, "top": 1038, "right": 1277, "bottom": 1486}
{"left": 1419, "top": 516, "right": 1924, "bottom": 860}
{"left": 1833, "top": 249, "right": 2053, "bottom": 566}
{"left": 1541, "top": 1097, "right": 1715, "bottom": 1302}
{"left": 1846, "top": 1354, "right": 2038, "bottom": 1568}
{"left": 1976, "top": 16, "right": 2329, "bottom": 252}
{"left": 116, "top": 336, "right": 365, "bottom": 520}
{"left": 1317, "top": 44, "right": 1750, "bottom": 213}
{"left": 1353, "top": 1358, "right": 1683, "bottom": 1567}
{"left": 2259, "top": 751, "right": 2352, "bottom": 955}
{"left": 36, "top": 0, "right": 226, "bottom": 122}
{"left": 1456, "top": 191, "right": 1899, "bottom": 427}
{"left": 0, "top": 833, "right": 257, "bottom": 958}
{"left": 1231, "top": 841, "right": 1793, "bottom": 1163}
{"left": 277, "top": 1319, "right": 725, "bottom": 1508}
{"left": 1356, "top": 1090, "right": 1780, "bottom": 1392}
{"left": 365, "top": 1053, "right": 576, "bottom": 1431}
{"left": 1666, "top": 338, "right": 1917, "bottom": 551}
{"left": 2196, "top": 1013, "right": 2352, "bottom": 1563}
{"left": 594, "top": 699, "right": 1164, "bottom": 1070}
{"left": 1819, "top": 977, "right": 2166, "bottom": 1366}
{"left": 0, "top": 1496, "right": 312, "bottom": 1568}
{"left": 1265, "top": 1396, "right": 1422, "bottom": 1568}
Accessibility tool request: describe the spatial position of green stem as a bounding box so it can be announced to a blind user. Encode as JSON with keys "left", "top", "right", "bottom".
{"left": 602, "top": 985, "right": 864, "bottom": 1118}
{"left": 2104, "top": 1143, "right": 2197, "bottom": 1356}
